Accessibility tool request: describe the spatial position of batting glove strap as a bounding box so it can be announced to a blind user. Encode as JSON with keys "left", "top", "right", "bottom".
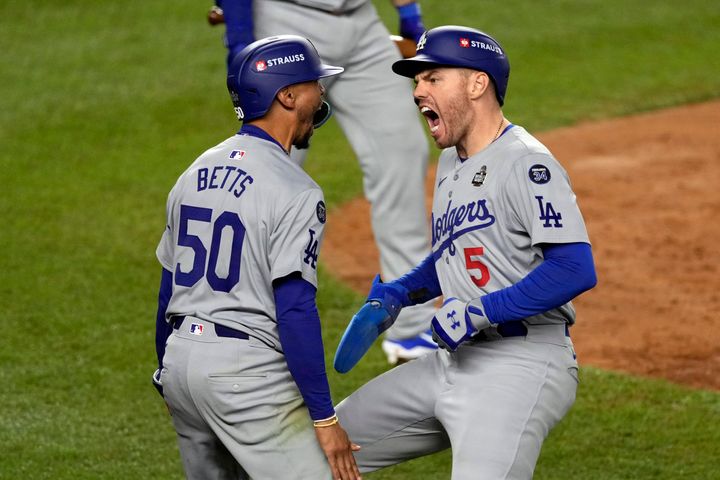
{"left": 465, "top": 297, "right": 491, "bottom": 332}
{"left": 366, "top": 274, "right": 406, "bottom": 323}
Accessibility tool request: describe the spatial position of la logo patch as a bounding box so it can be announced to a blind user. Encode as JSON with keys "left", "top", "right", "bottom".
{"left": 535, "top": 196, "right": 563, "bottom": 228}
{"left": 304, "top": 229, "right": 320, "bottom": 269}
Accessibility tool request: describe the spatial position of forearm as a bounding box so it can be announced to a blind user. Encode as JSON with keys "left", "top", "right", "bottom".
{"left": 222, "top": 0, "right": 254, "bottom": 56}
{"left": 393, "top": 253, "right": 442, "bottom": 305}
{"left": 275, "top": 274, "right": 335, "bottom": 421}
{"left": 391, "top": 0, "right": 425, "bottom": 42}
{"left": 155, "top": 268, "right": 173, "bottom": 369}
{"left": 481, "top": 242, "right": 597, "bottom": 323}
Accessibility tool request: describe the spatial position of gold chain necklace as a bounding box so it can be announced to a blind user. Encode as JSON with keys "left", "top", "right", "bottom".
{"left": 493, "top": 116, "right": 505, "bottom": 141}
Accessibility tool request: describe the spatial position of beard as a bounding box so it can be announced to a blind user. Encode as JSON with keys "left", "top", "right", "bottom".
{"left": 436, "top": 90, "right": 471, "bottom": 149}
{"left": 293, "top": 102, "right": 320, "bottom": 150}
{"left": 293, "top": 125, "right": 313, "bottom": 149}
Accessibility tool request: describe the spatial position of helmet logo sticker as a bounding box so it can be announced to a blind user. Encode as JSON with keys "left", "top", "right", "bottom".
{"left": 234, "top": 106, "right": 245, "bottom": 120}
{"left": 267, "top": 53, "right": 305, "bottom": 67}
{"left": 417, "top": 32, "right": 427, "bottom": 50}
{"left": 460, "top": 38, "right": 470, "bottom": 48}
{"left": 255, "top": 60, "right": 267, "bottom": 71}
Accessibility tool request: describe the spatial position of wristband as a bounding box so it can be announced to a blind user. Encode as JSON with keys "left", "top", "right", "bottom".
{"left": 397, "top": 2, "right": 421, "bottom": 19}
{"left": 313, "top": 414, "right": 339, "bottom": 428}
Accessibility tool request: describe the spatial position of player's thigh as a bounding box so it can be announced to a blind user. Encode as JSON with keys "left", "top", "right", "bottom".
{"left": 162, "top": 336, "right": 245, "bottom": 479}
{"left": 336, "top": 351, "right": 450, "bottom": 472}
{"left": 439, "top": 341, "right": 577, "bottom": 480}
{"left": 190, "top": 340, "right": 332, "bottom": 479}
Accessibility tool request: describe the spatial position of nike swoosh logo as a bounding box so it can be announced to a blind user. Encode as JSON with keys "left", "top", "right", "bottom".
{"left": 437, "top": 176, "right": 449, "bottom": 188}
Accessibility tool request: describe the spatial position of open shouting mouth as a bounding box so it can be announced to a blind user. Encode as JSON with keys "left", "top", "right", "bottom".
{"left": 420, "top": 106, "right": 441, "bottom": 134}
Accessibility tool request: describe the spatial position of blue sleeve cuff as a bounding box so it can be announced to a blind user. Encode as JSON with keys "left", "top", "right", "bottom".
{"left": 481, "top": 242, "right": 597, "bottom": 323}
{"left": 397, "top": 2, "right": 421, "bottom": 19}
{"left": 274, "top": 274, "right": 335, "bottom": 421}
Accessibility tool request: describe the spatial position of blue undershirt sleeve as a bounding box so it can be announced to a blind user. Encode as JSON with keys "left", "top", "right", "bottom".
{"left": 393, "top": 253, "right": 443, "bottom": 306}
{"left": 219, "top": 0, "right": 255, "bottom": 67}
{"left": 274, "top": 273, "right": 335, "bottom": 421}
{"left": 481, "top": 242, "right": 597, "bottom": 323}
{"left": 155, "top": 268, "right": 173, "bottom": 370}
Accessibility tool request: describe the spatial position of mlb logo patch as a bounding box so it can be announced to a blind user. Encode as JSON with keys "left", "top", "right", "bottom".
{"left": 189, "top": 323, "right": 204, "bottom": 336}
{"left": 229, "top": 149, "right": 246, "bottom": 160}
{"left": 459, "top": 38, "right": 470, "bottom": 48}
{"left": 255, "top": 60, "right": 267, "bottom": 71}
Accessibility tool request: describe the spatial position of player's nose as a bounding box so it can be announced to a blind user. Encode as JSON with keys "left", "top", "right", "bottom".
{"left": 413, "top": 83, "right": 426, "bottom": 105}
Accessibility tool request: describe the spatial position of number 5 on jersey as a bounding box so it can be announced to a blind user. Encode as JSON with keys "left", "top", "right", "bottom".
{"left": 175, "top": 204, "right": 246, "bottom": 292}
{"left": 464, "top": 247, "right": 490, "bottom": 287}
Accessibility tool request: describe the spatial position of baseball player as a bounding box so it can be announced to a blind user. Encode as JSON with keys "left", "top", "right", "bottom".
{"left": 333, "top": 26, "right": 597, "bottom": 478}
{"left": 152, "top": 35, "right": 361, "bottom": 480}
{"left": 213, "top": 0, "right": 438, "bottom": 364}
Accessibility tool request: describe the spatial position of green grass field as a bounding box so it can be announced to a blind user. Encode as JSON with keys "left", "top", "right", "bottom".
{"left": 1, "top": 0, "right": 719, "bottom": 478}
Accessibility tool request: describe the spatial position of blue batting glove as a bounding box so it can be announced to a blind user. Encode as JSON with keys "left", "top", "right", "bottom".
{"left": 334, "top": 275, "right": 408, "bottom": 372}
{"left": 431, "top": 297, "right": 490, "bottom": 351}
{"left": 397, "top": 2, "right": 426, "bottom": 43}
{"left": 366, "top": 274, "right": 406, "bottom": 321}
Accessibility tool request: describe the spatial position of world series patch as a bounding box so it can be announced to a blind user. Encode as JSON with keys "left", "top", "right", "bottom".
{"left": 472, "top": 165, "right": 488, "bottom": 186}
{"left": 529, "top": 164, "right": 551, "bottom": 184}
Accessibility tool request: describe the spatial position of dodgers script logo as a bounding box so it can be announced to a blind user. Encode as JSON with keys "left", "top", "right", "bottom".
{"left": 432, "top": 199, "right": 495, "bottom": 255}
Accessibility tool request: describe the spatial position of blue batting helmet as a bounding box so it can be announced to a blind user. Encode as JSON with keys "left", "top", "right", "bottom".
{"left": 227, "top": 35, "right": 344, "bottom": 123}
{"left": 393, "top": 26, "right": 510, "bottom": 106}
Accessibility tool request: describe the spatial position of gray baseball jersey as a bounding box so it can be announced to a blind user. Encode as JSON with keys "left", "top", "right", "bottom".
{"left": 337, "top": 125, "right": 585, "bottom": 478}
{"left": 157, "top": 132, "right": 334, "bottom": 479}
{"left": 156, "top": 134, "right": 326, "bottom": 350}
{"left": 431, "top": 125, "right": 589, "bottom": 326}
{"left": 252, "top": 0, "right": 435, "bottom": 340}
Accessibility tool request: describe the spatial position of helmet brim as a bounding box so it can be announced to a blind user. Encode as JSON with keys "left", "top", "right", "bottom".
{"left": 392, "top": 55, "right": 450, "bottom": 78}
{"left": 318, "top": 64, "right": 344, "bottom": 79}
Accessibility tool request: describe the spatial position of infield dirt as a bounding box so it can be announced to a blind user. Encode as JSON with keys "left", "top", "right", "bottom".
{"left": 322, "top": 100, "right": 720, "bottom": 391}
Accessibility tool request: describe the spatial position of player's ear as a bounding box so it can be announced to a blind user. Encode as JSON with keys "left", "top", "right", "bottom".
{"left": 276, "top": 86, "right": 297, "bottom": 110}
{"left": 467, "top": 71, "right": 490, "bottom": 100}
